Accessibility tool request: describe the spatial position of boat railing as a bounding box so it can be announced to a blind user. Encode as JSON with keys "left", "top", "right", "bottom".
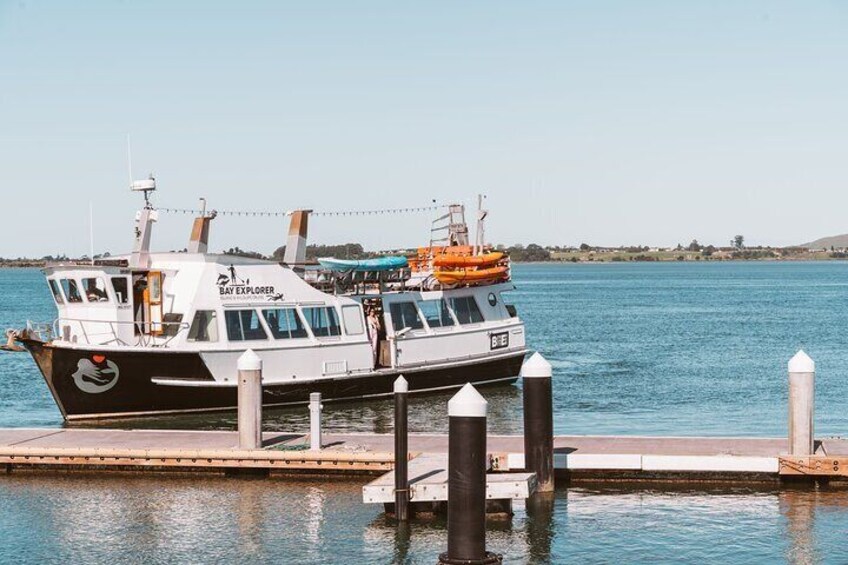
{"left": 53, "top": 317, "right": 190, "bottom": 348}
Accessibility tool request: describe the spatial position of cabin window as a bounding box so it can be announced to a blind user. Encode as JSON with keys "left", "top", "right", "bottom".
{"left": 449, "top": 296, "right": 484, "bottom": 324}
{"left": 262, "top": 308, "right": 308, "bottom": 340}
{"left": 82, "top": 277, "right": 109, "bottom": 303}
{"left": 60, "top": 279, "right": 83, "bottom": 303}
{"left": 302, "top": 306, "right": 341, "bottom": 337}
{"left": 341, "top": 305, "right": 365, "bottom": 336}
{"left": 149, "top": 271, "right": 162, "bottom": 302}
{"left": 188, "top": 310, "right": 219, "bottom": 342}
{"left": 224, "top": 310, "right": 268, "bottom": 341}
{"left": 389, "top": 302, "right": 424, "bottom": 332}
{"left": 417, "top": 299, "right": 454, "bottom": 328}
{"left": 111, "top": 277, "right": 129, "bottom": 304}
{"left": 47, "top": 279, "right": 64, "bottom": 304}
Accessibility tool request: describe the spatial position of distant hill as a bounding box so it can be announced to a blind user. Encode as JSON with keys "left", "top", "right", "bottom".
{"left": 800, "top": 234, "right": 848, "bottom": 249}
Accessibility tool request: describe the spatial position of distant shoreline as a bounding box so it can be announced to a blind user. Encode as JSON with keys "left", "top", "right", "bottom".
{"left": 511, "top": 257, "right": 848, "bottom": 265}
{"left": 3, "top": 256, "right": 848, "bottom": 269}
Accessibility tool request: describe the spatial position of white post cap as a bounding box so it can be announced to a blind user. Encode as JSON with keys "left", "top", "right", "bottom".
{"left": 394, "top": 375, "right": 408, "bottom": 393}
{"left": 789, "top": 350, "right": 815, "bottom": 373}
{"left": 237, "top": 349, "right": 262, "bottom": 371}
{"left": 521, "top": 352, "right": 552, "bottom": 379}
{"left": 448, "top": 383, "right": 487, "bottom": 418}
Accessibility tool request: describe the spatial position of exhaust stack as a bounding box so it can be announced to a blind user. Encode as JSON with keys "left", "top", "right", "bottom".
{"left": 188, "top": 200, "right": 217, "bottom": 254}
{"left": 283, "top": 210, "right": 312, "bottom": 270}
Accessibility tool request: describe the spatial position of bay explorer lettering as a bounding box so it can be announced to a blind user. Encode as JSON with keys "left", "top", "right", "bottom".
{"left": 219, "top": 285, "right": 276, "bottom": 296}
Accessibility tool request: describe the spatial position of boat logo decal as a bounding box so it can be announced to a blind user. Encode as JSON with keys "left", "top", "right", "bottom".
{"left": 217, "top": 265, "right": 282, "bottom": 301}
{"left": 71, "top": 355, "right": 120, "bottom": 394}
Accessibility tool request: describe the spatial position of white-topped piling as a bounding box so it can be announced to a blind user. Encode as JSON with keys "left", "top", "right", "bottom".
{"left": 394, "top": 375, "right": 410, "bottom": 522}
{"left": 309, "top": 392, "right": 323, "bottom": 451}
{"left": 439, "top": 383, "right": 501, "bottom": 565}
{"left": 521, "top": 352, "right": 554, "bottom": 492}
{"left": 237, "top": 349, "right": 263, "bottom": 450}
{"left": 788, "top": 350, "right": 815, "bottom": 456}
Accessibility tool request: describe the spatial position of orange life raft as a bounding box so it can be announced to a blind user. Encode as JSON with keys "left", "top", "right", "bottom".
{"left": 432, "top": 251, "right": 504, "bottom": 268}
{"left": 433, "top": 265, "right": 509, "bottom": 285}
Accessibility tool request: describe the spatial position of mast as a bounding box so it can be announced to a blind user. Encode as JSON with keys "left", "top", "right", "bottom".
{"left": 473, "top": 194, "right": 487, "bottom": 255}
{"left": 430, "top": 204, "right": 469, "bottom": 248}
{"left": 129, "top": 176, "right": 158, "bottom": 269}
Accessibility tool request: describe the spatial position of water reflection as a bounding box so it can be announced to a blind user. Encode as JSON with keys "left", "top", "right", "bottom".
{"left": 525, "top": 492, "right": 555, "bottom": 563}
{"left": 777, "top": 487, "right": 848, "bottom": 565}
{"left": 236, "top": 479, "right": 264, "bottom": 557}
{"left": 5, "top": 473, "right": 848, "bottom": 563}
{"left": 392, "top": 520, "right": 411, "bottom": 564}
{"left": 304, "top": 485, "right": 325, "bottom": 559}
{"left": 68, "top": 383, "right": 523, "bottom": 435}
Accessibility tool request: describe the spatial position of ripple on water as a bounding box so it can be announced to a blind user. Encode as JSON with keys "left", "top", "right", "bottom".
{"left": 5, "top": 264, "right": 848, "bottom": 562}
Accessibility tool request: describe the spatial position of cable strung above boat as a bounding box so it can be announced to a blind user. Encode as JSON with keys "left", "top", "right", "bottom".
{"left": 156, "top": 203, "right": 446, "bottom": 218}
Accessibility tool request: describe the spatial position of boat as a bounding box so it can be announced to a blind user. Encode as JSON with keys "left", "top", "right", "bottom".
{"left": 318, "top": 256, "right": 408, "bottom": 272}
{"left": 8, "top": 179, "right": 527, "bottom": 420}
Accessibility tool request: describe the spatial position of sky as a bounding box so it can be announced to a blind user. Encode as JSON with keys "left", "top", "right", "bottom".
{"left": 1, "top": 1, "right": 848, "bottom": 257}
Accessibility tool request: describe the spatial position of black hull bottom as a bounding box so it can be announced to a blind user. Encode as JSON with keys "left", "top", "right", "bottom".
{"left": 24, "top": 340, "right": 525, "bottom": 420}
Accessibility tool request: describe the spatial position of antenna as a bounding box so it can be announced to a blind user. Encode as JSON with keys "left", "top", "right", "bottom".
{"left": 127, "top": 134, "right": 133, "bottom": 188}
{"left": 127, "top": 134, "right": 157, "bottom": 207}
{"left": 89, "top": 201, "right": 95, "bottom": 266}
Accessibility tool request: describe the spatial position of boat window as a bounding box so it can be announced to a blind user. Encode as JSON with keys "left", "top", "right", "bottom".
{"left": 149, "top": 271, "right": 162, "bottom": 302}
{"left": 47, "top": 279, "right": 64, "bottom": 304}
{"left": 188, "top": 310, "right": 219, "bottom": 342}
{"left": 82, "top": 277, "right": 109, "bottom": 303}
{"left": 224, "top": 310, "right": 268, "bottom": 341}
{"left": 449, "top": 296, "right": 484, "bottom": 324}
{"left": 389, "top": 302, "right": 424, "bottom": 332}
{"left": 302, "top": 306, "right": 341, "bottom": 337}
{"left": 262, "top": 308, "right": 308, "bottom": 340}
{"left": 417, "top": 299, "right": 454, "bottom": 328}
{"left": 60, "top": 279, "right": 83, "bottom": 303}
{"left": 341, "top": 305, "right": 365, "bottom": 336}
{"left": 111, "top": 277, "right": 129, "bottom": 304}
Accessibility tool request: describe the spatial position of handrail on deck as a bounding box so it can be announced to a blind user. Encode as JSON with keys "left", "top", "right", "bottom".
{"left": 53, "top": 317, "right": 190, "bottom": 348}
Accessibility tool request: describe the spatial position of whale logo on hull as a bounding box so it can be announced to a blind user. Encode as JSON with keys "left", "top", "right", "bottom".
{"left": 71, "top": 356, "right": 120, "bottom": 394}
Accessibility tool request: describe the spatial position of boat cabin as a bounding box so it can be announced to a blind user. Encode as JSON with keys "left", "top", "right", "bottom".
{"left": 42, "top": 252, "right": 522, "bottom": 383}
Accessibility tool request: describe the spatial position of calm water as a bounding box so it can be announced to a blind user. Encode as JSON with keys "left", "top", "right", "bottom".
{"left": 2, "top": 262, "right": 848, "bottom": 563}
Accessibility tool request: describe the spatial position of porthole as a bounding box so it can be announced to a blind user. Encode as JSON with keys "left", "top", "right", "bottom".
{"left": 488, "top": 292, "right": 497, "bottom": 307}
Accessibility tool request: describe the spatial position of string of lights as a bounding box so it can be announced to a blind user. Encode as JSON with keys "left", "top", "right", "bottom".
{"left": 156, "top": 204, "right": 446, "bottom": 217}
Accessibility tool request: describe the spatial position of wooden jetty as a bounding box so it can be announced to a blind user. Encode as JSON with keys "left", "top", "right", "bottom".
{"left": 2, "top": 428, "right": 847, "bottom": 481}
{"left": 1, "top": 349, "right": 842, "bottom": 486}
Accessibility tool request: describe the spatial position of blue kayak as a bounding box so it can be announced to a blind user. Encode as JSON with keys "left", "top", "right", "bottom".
{"left": 318, "top": 256, "right": 409, "bottom": 272}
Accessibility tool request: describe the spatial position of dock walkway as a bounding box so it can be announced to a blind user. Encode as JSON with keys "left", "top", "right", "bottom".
{"left": 2, "top": 428, "right": 846, "bottom": 479}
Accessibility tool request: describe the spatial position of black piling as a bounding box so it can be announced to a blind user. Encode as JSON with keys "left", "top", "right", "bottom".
{"left": 394, "top": 375, "right": 409, "bottom": 522}
{"left": 522, "top": 352, "right": 554, "bottom": 492}
{"left": 438, "top": 383, "right": 502, "bottom": 565}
